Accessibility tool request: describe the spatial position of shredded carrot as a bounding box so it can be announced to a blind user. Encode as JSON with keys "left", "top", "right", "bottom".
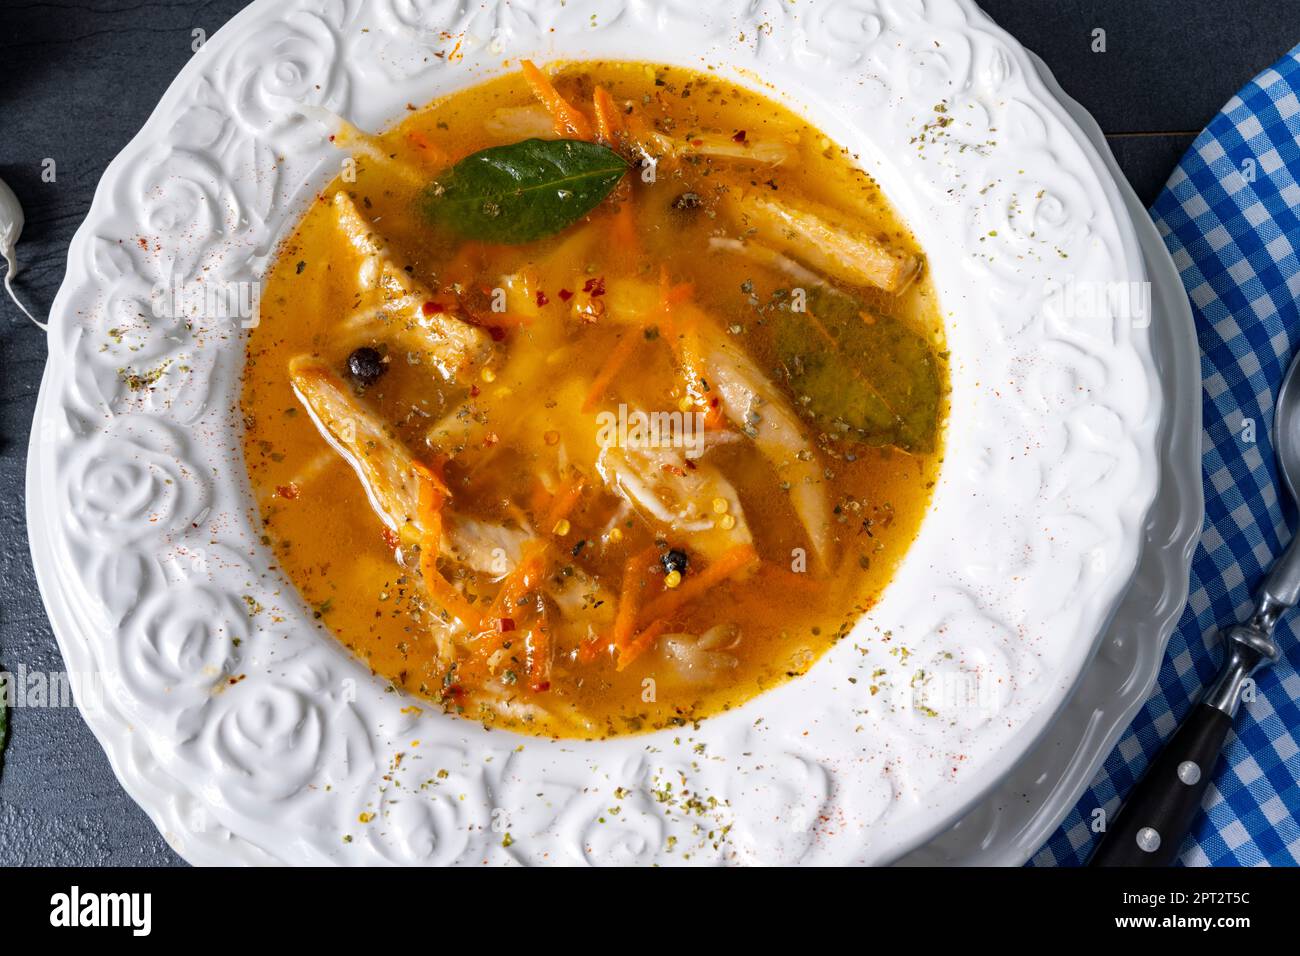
{"left": 520, "top": 59, "right": 594, "bottom": 140}
{"left": 486, "top": 540, "right": 549, "bottom": 623}
{"left": 638, "top": 543, "right": 759, "bottom": 625}
{"left": 757, "top": 563, "right": 826, "bottom": 594}
{"left": 580, "top": 545, "right": 658, "bottom": 663}
{"left": 419, "top": 549, "right": 481, "bottom": 631}
{"left": 664, "top": 281, "right": 694, "bottom": 306}
{"left": 592, "top": 85, "right": 623, "bottom": 143}
{"left": 473, "top": 595, "right": 551, "bottom": 688}
{"left": 610, "top": 191, "right": 640, "bottom": 263}
{"left": 467, "top": 598, "right": 535, "bottom": 670}
{"left": 576, "top": 634, "right": 605, "bottom": 665}
{"left": 665, "top": 284, "right": 698, "bottom": 339}
{"left": 405, "top": 130, "right": 451, "bottom": 168}
{"left": 622, "top": 107, "right": 666, "bottom": 160}
{"left": 582, "top": 330, "right": 641, "bottom": 412}
{"left": 616, "top": 618, "right": 670, "bottom": 672}
{"left": 613, "top": 545, "right": 658, "bottom": 649}
{"left": 653, "top": 267, "right": 694, "bottom": 338}
{"left": 413, "top": 461, "right": 449, "bottom": 522}
{"left": 541, "top": 472, "right": 586, "bottom": 530}
{"left": 410, "top": 460, "right": 480, "bottom": 629}
{"left": 467, "top": 538, "right": 548, "bottom": 681}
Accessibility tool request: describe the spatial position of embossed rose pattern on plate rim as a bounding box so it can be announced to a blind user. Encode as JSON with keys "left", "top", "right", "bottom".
{"left": 29, "top": 0, "right": 1161, "bottom": 865}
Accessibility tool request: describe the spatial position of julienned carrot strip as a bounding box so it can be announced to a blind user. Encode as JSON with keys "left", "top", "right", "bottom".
{"left": 614, "top": 545, "right": 659, "bottom": 649}
{"left": 482, "top": 471, "right": 582, "bottom": 636}
{"left": 610, "top": 193, "right": 640, "bottom": 262}
{"left": 757, "top": 563, "right": 826, "bottom": 594}
{"left": 622, "top": 108, "right": 670, "bottom": 161}
{"left": 616, "top": 618, "right": 670, "bottom": 672}
{"left": 592, "top": 86, "right": 623, "bottom": 143}
{"left": 486, "top": 540, "right": 549, "bottom": 623}
{"left": 520, "top": 59, "right": 594, "bottom": 140}
{"left": 604, "top": 177, "right": 644, "bottom": 271}
{"left": 664, "top": 281, "right": 694, "bottom": 306}
{"left": 469, "top": 596, "right": 537, "bottom": 669}
{"left": 414, "top": 461, "right": 448, "bottom": 527}
{"left": 405, "top": 130, "right": 451, "bottom": 168}
{"left": 419, "top": 549, "right": 481, "bottom": 630}
{"left": 582, "top": 331, "right": 641, "bottom": 412}
{"left": 580, "top": 545, "right": 658, "bottom": 663}
{"left": 654, "top": 267, "right": 694, "bottom": 337}
{"left": 411, "top": 461, "right": 481, "bottom": 628}
{"left": 471, "top": 539, "right": 552, "bottom": 678}
{"left": 541, "top": 472, "right": 586, "bottom": 531}
{"left": 637, "top": 543, "right": 759, "bottom": 625}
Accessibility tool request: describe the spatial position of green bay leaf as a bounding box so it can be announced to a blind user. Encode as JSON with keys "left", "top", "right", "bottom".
{"left": 418, "top": 138, "right": 628, "bottom": 244}
{"left": 774, "top": 287, "right": 943, "bottom": 453}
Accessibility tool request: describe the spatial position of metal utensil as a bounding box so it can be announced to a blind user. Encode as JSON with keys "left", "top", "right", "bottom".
{"left": 0, "top": 175, "right": 44, "bottom": 329}
{"left": 1089, "top": 354, "right": 1298, "bottom": 866}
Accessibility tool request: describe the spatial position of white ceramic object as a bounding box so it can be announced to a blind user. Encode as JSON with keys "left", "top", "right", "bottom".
{"left": 897, "top": 50, "right": 1204, "bottom": 864}
{"left": 28, "top": 0, "right": 1161, "bottom": 865}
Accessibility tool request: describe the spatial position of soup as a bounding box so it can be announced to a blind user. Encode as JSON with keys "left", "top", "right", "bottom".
{"left": 241, "top": 61, "right": 947, "bottom": 738}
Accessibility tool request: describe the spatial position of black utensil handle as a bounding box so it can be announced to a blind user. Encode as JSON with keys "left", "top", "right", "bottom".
{"left": 1089, "top": 703, "right": 1232, "bottom": 867}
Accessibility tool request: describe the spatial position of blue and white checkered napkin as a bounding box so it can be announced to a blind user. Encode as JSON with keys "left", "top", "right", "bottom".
{"left": 1034, "top": 44, "right": 1300, "bottom": 867}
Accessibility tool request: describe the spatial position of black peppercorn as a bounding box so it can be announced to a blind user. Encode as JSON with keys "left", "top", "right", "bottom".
{"left": 347, "top": 347, "right": 386, "bottom": 386}
{"left": 661, "top": 548, "right": 689, "bottom": 576}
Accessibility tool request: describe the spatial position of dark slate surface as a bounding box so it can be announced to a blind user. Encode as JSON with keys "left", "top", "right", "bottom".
{"left": 0, "top": 0, "right": 1295, "bottom": 867}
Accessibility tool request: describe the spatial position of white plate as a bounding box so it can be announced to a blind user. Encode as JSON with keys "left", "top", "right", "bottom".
{"left": 896, "top": 50, "right": 1204, "bottom": 865}
{"left": 28, "top": 0, "right": 1161, "bottom": 865}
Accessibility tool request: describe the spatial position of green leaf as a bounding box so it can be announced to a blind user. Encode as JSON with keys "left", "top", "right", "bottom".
{"left": 418, "top": 138, "right": 628, "bottom": 244}
{"left": 773, "top": 287, "right": 943, "bottom": 453}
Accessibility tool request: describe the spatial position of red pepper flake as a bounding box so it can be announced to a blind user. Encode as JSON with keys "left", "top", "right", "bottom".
{"left": 470, "top": 384, "right": 481, "bottom": 397}
{"left": 530, "top": 680, "right": 551, "bottom": 693}
{"left": 557, "top": 288, "right": 574, "bottom": 301}
{"left": 483, "top": 432, "right": 500, "bottom": 447}
{"left": 661, "top": 463, "right": 686, "bottom": 477}
{"left": 381, "top": 527, "right": 400, "bottom": 550}
{"left": 487, "top": 326, "right": 506, "bottom": 342}
{"left": 582, "top": 276, "right": 606, "bottom": 296}
{"left": 732, "top": 129, "right": 747, "bottom": 143}
{"left": 496, "top": 617, "right": 516, "bottom": 633}
{"left": 275, "top": 483, "right": 300, "bottom": 499}
{"left": 422, "top": 300, "right": 445, "bottom": 316}
{"left": 535, "top": 290, "right": 549, "bottom": 307}
{"left": 684, "top": 459, "right": 697, "bottom": 470}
